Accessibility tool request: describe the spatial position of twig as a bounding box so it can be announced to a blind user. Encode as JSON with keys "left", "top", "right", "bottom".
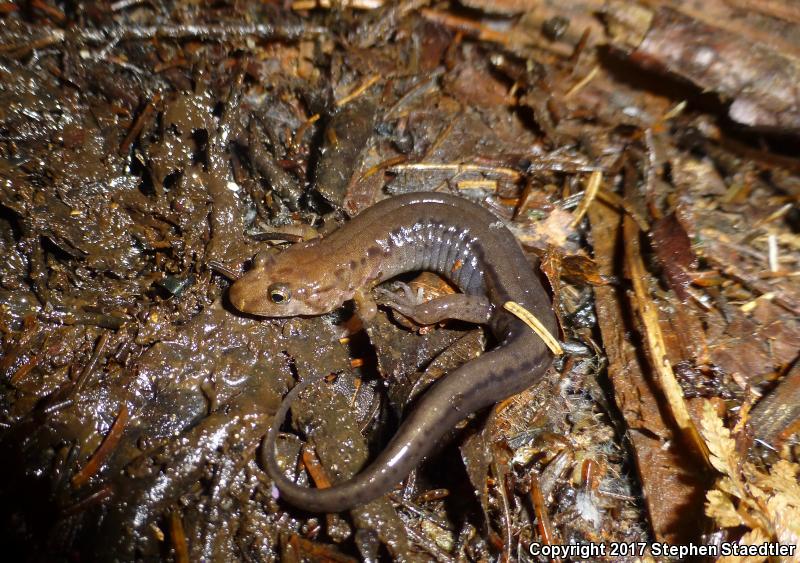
{"left": 293, "top": 0, "right": 385, "bottom": 9}
{"left": 169, "top": 511, "right": 190, "bottom": 563}
{"left": 292, "top": 113, "right": 320, "bottom": 150}
{"left": 72, "top": 403, "right": 130, "bottom": 488}
{"left": 564, "top": 65, "right": 599, "bottom": 99}
{"left": 119, "top": 94, "right": 160, "bottom": 155}
{"left": 570, "top": 170, "right": 602, "bottom": 228}
{"left": 623, "top": 216, "right": 711, "bottom": 464}
{"left": 529, "top": 473, "right": 556, "bottom": 544}
{"left": 503, "top": 301, "right": 563, "bottom": 356}
{"left": 390, "top": 162, "right": 521, "bottom": 180}
{"left": 77, "top": 23, "right": 320, "bottom": 44}
{"left": 73, "top": 332, "right": 110, "bottom": 395}
{"left": 335, "top": 75, "right": 381, "bottom": 107}
{"left": 31, "top": 0, "right": 65, "bottom": 22}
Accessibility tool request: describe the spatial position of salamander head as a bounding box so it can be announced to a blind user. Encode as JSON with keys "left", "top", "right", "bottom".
{"left": 229, "top": 242, "right": 351, "bottom": 317}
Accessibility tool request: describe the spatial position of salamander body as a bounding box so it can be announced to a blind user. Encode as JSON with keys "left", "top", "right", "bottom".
{"left": 229, "top": 192, "right": 556, "bottom": 512}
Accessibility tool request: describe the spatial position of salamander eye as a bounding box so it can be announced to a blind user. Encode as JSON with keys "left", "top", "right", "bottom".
{"left": 268, "top": 283, "right": 291, "bottom": 304}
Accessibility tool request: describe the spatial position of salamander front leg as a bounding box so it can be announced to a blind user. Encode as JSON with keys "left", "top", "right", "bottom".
{"left": 353, "top": 288, "right": 378, "bottom": 322}
{"left": 376, "top": 285, "right": 492, "bottom": 325}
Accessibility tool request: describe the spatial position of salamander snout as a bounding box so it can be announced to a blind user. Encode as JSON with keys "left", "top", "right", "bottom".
{"left": 228, "top": 279, "right": 252, "bottom": 313}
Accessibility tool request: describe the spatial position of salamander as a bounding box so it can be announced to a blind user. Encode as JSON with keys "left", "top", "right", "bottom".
{"left": 229, "top": 192, "right": 557, "bottom": 512}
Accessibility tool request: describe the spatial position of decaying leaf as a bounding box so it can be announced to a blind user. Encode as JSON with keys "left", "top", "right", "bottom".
{"left": 702, "top": 400, "right": 800, "bottom": 558}
{"left": 705, "top": 489, "right": 744, "bottom": 528}
{"left": 701, "top": 400, "right": 737, "bottom": 478}
{"left": 718, "top": 528, "right": 770, "bottom": 563}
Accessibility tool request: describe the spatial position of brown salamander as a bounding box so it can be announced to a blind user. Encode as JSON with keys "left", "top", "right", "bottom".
{"left": 229, "top": 192, "right": 557, "bottom": 512}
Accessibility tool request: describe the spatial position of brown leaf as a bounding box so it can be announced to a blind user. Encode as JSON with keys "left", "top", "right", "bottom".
{"left": 650, "top": 213, "right": 697, "bottom": 302}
